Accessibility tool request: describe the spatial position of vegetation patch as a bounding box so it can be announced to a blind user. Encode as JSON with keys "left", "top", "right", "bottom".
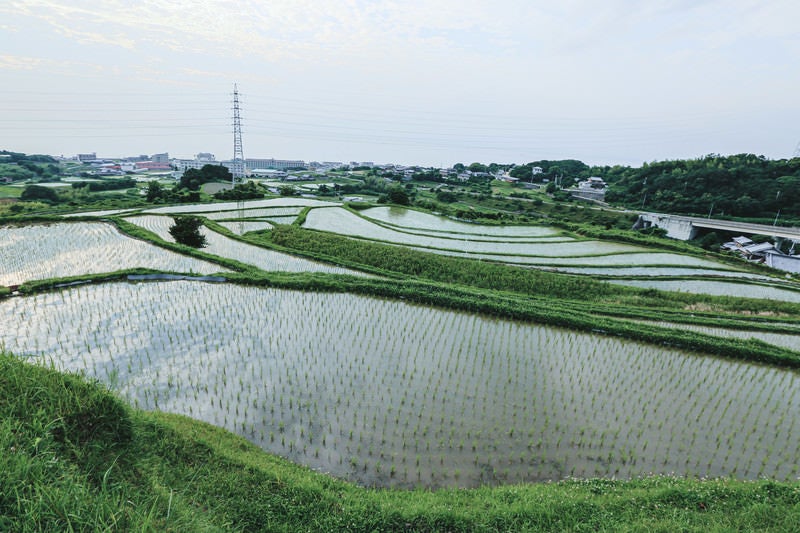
{"left": 3, "top": 353, "right": 800, "bottom": 531}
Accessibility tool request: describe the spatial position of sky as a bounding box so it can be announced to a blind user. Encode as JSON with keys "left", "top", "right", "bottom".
{"left": 1, "top": 0, "right": 798, "bottom": 167}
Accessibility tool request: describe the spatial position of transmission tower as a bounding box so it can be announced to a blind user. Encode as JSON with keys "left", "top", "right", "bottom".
{"left": 793, "top": 141, "right": 800, "bottom": 158}
{"left": 231, "top": 83, "right": 246, "bottom": 184}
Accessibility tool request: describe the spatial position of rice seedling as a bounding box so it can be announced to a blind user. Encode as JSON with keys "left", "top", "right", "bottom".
{"left": 2, "top": 280, "right": 799, "bottom": 489}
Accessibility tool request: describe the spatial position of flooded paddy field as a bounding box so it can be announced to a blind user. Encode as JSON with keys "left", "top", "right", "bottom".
{"left": 124, "top": 215, "right": 368, "bottom": 276}
{"left": 202, "top": 207, "right": 304, "bottom": 220}
{"left": 304, "top": 208, "right": 645, "bottom": 256}
{"left": 613, "top": 279, "right": 800, "bottom": 304}
{"left": 142, "top": 197, "right": 337, "bottom": 215}
{"left": 631, "top": 320, "right": 800, "bottom": 352}
{"left": 360, "top": 206, "right": 561, "bottom": 237}
{"left": 217, "top": 220, "right": 274, "bottom": 235}
{"left": 0, "top": 222, "right": 227, "bottom": 287}
{"left": 3, "top": 281, "right": 798, "bottom": 489}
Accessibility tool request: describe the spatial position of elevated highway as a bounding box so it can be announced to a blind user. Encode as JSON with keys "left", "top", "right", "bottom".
{"left": 634, "top": 213, "right": 800, "bottom": 241}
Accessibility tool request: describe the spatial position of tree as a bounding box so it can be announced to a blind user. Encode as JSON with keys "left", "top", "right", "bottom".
{"left": 180, "top": 164, "right": 232, "bottom": 190}
{"left": 436, "top": 190, "right": 458, "bottom": 203}
{"left": 214, "top": 181, "right": 264, "bottom": 200}
{"left": 388, "top": 187, "right": 410, "bottom": 205}
{"left": 279, "top": 185, "right": 296, "bottom": 196}
{"left": 168, "top": 216, "right": 207, "bottom": 248}
{"left": 20, "top": 184, "right": 59, "bottom": 203}
{"left": 146, "top": 181, "right": 164, "bottom": 202}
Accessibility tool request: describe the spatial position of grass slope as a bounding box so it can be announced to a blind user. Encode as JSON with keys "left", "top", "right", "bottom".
{"left": 259, "top": 225, "right": 800, "bottom": 316}
{"left": 2, "top": 353, "right": 799, "bottom": 532}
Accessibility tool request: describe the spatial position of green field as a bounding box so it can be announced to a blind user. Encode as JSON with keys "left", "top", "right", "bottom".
{"left": 0, "top": 184, "right": 24, "bottom": 198}
{"left": 2, "top": 199, "right": 800, "bottom": 530}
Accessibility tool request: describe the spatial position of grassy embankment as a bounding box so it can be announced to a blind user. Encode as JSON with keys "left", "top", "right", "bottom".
{"left": 3, "top": 353, "right": 800, "bottom": 532}
{"left": 256, "top": 224, "right": 800, "bottom": 317}
{"left": 4, "top": 210, "right": 800, "bottom": 530}
{"left": 5, "top": 215, "right": 798, "bottom": 368}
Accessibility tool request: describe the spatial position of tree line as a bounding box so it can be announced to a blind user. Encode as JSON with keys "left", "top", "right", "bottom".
{"left": 505, "top": 154, "right": 800, "bottom": 223}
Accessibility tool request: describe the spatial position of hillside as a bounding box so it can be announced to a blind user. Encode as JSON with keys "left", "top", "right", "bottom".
{"left": 602, "top": 154, "right": 800, "bottom": 223}
{"left": 2, "top": 352, "right": 800, "bottom": 531}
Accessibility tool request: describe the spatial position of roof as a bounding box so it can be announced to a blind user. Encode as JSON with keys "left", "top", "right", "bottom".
{"left": 743, "top": 242, "right": 776, "bottom": 254}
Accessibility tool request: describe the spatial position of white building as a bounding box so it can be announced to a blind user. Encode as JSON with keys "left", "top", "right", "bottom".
{"left": 172, "top": 158, "right": 224, "bottom": 172}
{"left": 245, "top": 158, "right": 305, "bottom": 170}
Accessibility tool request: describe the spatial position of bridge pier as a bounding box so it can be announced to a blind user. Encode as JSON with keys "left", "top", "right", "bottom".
{"left": 634, "top": 214, "right": 698, "bottom": 240}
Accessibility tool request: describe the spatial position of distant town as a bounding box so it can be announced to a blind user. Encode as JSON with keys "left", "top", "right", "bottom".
{"left": 3, "top": 148, "right": 799, "bottom": 275}
{"left": 52, "top": 151, "right": 607, "bottom": 196}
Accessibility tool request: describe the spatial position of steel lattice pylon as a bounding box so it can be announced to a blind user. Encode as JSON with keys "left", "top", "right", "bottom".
{"left": 231, "top": 84, "right": 245, "bottom": 183}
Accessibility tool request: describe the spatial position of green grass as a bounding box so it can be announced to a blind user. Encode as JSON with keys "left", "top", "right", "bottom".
{"left": 0, "top": 184, "right": 24, "bottom": 198}
{"left": 257, "top": 224, "right": 800, "bottom": 316}
{"left": 3, "top": 352, "right": 800, "bottom": 532}
{"left": 4, "top": 199, "right": 800, "bottom": 530}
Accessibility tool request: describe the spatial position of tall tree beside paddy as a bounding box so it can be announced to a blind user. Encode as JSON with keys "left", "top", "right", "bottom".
{"left": 388, "top": 187, "right": 410, "bottom": 206}
{"left": 168, "top": 216, "right": 207, "bottom": 248}
{"left": 20, "top": 184, "right": 60, "bottom": 203}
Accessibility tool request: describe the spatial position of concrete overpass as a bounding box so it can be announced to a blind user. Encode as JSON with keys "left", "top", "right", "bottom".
{"left": 634, "top": 213, "right": 800, "bottom": 241}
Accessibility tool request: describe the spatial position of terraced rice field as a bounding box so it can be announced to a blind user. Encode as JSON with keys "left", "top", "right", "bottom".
{"left": 361, "top": 206, "right": 561, "bottom": 237}
{"left": 0, "top": 222, "right": 227, "bottom": 287}
{"left": 632, "top": 320, "right": 800, "bottom": 352}
{"left": 613, "top": 279, "right": 800, "bottom": 303}
{"left": 142, "top": 198, "right": 337, "bottom": 215}
{"left": 125, "top": 215, "right": 368, "bottom": 276}
{"left": 201, "top": 207, "right": 304, "bottom": 220}
{"left": 62, "top": 208, "right": 137, "bottom": 217}
{"left": 432, "top": 249, "right": 741, "bottom": 268}
{"left": 303, "top": 207, "right": 791, "bottom": 295}
{"left": 3, "top": 281, "right": 798, "bottom": 489}
{"left": 217, "top": 221, "right": 274, "bottom": 235}
{"left": 304, "top": 208, "right": 643, "bottom": 256}
{"left": 551, "top": 267, "right": 769, "bottom": 279}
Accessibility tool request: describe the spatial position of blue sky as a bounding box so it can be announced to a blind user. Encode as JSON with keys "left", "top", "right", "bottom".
{"left": 1, "top": 0, "right": 798, "bottom": 166}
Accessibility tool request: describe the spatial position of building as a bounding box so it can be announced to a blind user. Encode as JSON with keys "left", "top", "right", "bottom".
{"left": 123, "top": 154, "right": 150, "bottom": 162}
{"left": 244, "top": 158, "right": 305, "bottom": 170}
{"left": 250, "top": 169, "right": 287, "bottom": 178}
{"left": 77, "top": 153, "right": 97, "bottom": 162}
{"left": 135, "top": 161, "right": 172, "bottom": 171}
{"left": 723, "top": 236, "right": 780, "bottom": 260}
{"left": 765, "top": 252, "right": 800, "bottom": 274}
{"left": 173, "top": 155, "right": 307, "bottom": 174}
{"left": 151, "top": 153, "right": 169, "bottom": 164}
{"left": 578, "top": 177, "right": 606, "bottom": 190}
{"left": 173, "top": 158, "right": 224, "bottom": 172}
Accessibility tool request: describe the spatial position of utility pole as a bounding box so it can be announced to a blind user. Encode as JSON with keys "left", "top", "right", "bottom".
{"left": 231, "top": 83, "right": 245, "bottom": 184}
{"left": 640, "top": 177, "right": 647, "bottom": 210}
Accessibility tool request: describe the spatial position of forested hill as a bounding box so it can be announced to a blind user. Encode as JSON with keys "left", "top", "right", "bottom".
{"left": 602, "top": 154, "right": 800, "bottom": 222}
{"left": 509, "top": 154, "right": 799, "bottom": 223}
